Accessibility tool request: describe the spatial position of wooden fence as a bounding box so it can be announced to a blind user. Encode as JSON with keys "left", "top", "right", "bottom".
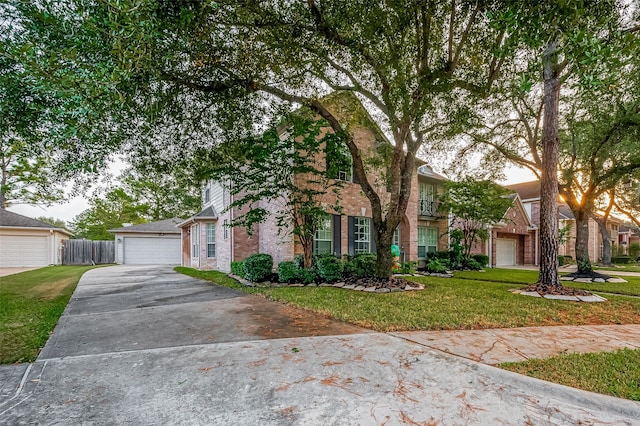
{"left": 62, "top": 239, "right": 115, "bottom": 265}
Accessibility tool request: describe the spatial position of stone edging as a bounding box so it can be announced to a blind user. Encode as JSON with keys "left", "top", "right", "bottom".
{"left": 227, "top": 274, "right": 426, "bottom": 292}
{"left": 560, "top": 276, "right": 627, "bottom": 284}
{"left": 509, "top": 288, "right": 607, "bottom": 303}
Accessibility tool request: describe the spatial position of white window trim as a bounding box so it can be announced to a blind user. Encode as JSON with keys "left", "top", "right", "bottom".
{"left": 206, "top": 223, "right": 216, "bottom": 258}
{"left": 314, "top": 215, "right": 333, "bottom": 255}
{"left": 191, "top": 224, "right": 200, "bottom": 258}
{"left": 354, "top": 217, "right": 371, "bottom": 254}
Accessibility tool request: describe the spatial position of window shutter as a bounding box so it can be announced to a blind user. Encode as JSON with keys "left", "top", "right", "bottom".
{"left": 333, "top": 215, "right": 342, "bottom": 256}
{"left": 347, "top": 216, "right": 355, "bottom": 255}
{"left": 370, "top": 219, "right": 376, "bottom": 253}
{"left": 352, "top": 168, "right": 360, "bottom": 184}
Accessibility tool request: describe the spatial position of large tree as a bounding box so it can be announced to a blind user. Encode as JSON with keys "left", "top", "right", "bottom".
{"left": 456, "top": 2, "right": 638, "bottom": 286}
{"left": 15, "top": 0, "right": 519, "bottom": 278}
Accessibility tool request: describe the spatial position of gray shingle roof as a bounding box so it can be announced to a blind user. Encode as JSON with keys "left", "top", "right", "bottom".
{"left": 0, "top": 209, "right": 71, "bottom": 234}
{"left": 108, "top": 218, "right": 184, "bottom": 234}
{"left": 506, "top": 180, "right": 540, "bottom": 200}
{"left": 193, "top": 205, "right": 217, "bottom": 218}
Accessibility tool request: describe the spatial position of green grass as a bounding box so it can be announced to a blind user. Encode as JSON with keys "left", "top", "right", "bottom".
{"left": 499, "top": 348, "right": 640, "bottom": 401}
{"left": 454, "top": 268, "right": 640, "bottom": 297}
{"left": 0, "top": 266, "right": 97, "bottom": 364}
{"left": 594, "top": 264, "right": 640, "bottom": 273}
{"left": 177, "top": 267, "right": 640, "bottom": 332}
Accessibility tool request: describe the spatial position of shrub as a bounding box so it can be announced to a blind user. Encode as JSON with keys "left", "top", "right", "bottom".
{"left": 432, "top": 251, "right": 451, "bottom": 261}
{"left": 243, "top": 254, "right": 274, "bottom": 282}
{"left": 293, "top": 254, "right": 305, "bottom": 269}
{"left": 426, "top": 258, "right": 447, "bottom": 273}
{"left": 230, "top": 261, "right": 245, "bottom": 277}
{"left": 399, "top": 261, "right": 417, "bottom": 274}
{"left": 277, "top": 261, "right": 299, "bottom": 283}
{"left": 316, "top": 256, "right": 344, "bottom": 282}
{"left": 471, "top": 254, "right": 489, "bottom": 267}
{"left": 298, "top": 268, "right": 317, "bottom": 284}
{"left": 463, "top": 258, "right": 482, "bottom": 270}
{"left": 612, "top": 256, "right": 632, "bottom": 264}
{"left": 558, "top": 255, "right": 566, "bottom": 266}
{"left": 629, "top": 242, "right": 640, "bottom": 260}
{"left": 344, "top": 253, "right": 377, "bottom": 278}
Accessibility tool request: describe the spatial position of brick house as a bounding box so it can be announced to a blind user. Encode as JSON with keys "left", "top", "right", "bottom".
{"left": 619, "top": 225, "right": 640, "bottom": 255}
{"left": 179, "top": 94, "right": 449, "bottom": 272}
{"left": 506, "top": 180, "right": 624, "bottom": 262}
{"left": 467, "top": 193, "right": 539, "bottom": 267}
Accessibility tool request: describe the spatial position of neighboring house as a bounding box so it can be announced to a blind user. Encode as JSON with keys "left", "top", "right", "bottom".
{"left": 180, "top": 93, "right": 450, "bottom": 272}
{"left": 109, "top": 218, "right": 184, "bottom": 265}
{"left": 506, "top": 180, "right": 624, "bottom": 262}
{"left": 618, "top": 225, "right": 640, "bottom": 255}
{"left": 0, "top": 209, "right": 72, "bottom": 267}
{"left": 468, "top": 193, "right": 538, "bottom": 267}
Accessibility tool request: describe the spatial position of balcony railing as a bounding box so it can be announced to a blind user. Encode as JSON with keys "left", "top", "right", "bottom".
{"left": 419, "top": 199, "right": 439, "bottom": 217}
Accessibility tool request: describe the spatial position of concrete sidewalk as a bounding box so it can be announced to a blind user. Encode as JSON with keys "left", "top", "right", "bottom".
{"left": 394, "top": 324, "right": 640, "bottom": 365}
{"left": 503, "top": 264, "right": 640, "bottom": 277}
{"left": 1, "top": 265, "right": 639, "bottom": 425}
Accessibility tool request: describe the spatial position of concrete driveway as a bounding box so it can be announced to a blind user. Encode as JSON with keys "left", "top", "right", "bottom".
{"left": 1, "top": 265, "right": 639, "bottom": 425}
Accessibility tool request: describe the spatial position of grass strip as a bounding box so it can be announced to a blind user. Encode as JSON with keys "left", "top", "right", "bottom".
{"left": 499, "top": 348, "right": 640, "bottom": 401}
{"left": 0, "top": 266, "right": 97, "bottom": 364}
{"left": 177, "top": 267, "right": 640, "bottom": 332}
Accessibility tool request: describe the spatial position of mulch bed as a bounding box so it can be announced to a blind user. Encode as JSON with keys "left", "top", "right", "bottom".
{"left": 520, "top": 283, "right": 592, "bottom": 297}
{"left": 564, "top": 270, "right": 611, "bottom": 280}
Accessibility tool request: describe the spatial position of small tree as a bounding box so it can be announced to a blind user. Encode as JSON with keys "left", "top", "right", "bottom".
{"left": 195, "top": 113, "right": 348, "bottom": 269}
{"left": 439, "top": 178, "right": 514, "bottom": 262}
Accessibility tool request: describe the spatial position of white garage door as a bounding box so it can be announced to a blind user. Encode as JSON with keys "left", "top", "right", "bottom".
{"left": 123, "top": 237, "right": 181, "bottom": 265}
{"left": 496, "top": 239, "right": 516, "bottom": 266}
{"left": 0, "top": 235, "right": 49, "bottom": 267}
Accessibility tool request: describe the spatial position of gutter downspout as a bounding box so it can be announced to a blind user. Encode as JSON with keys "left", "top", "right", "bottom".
{"left": 535, "top": 227, "right": 539, "bottom": 266}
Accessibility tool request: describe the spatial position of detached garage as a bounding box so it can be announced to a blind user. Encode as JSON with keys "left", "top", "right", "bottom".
{"left": 0, "top": 210, "right": 72, "bottom": 267}
{"left": 109, "top": 218, "right": 184, "bottom": 265}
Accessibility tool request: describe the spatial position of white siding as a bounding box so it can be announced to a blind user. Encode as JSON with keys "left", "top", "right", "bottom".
{"left": 210, "top": 182, "right": 225, "bottom": 214}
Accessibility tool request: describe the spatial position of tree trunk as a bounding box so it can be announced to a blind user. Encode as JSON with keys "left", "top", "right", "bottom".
{"left": 373, "top": 220, "right": 395, "bottom": 279}
{"left": 595, "top": 218, "right": 612, "bottom": 266}
{"left": 536, "top": 39, "right": 563, "bottom": 292}
{"left": 574, "top": 210, "right": 593, "bottom": 273}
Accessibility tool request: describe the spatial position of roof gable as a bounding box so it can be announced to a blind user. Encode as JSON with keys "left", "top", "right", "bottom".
{"left": 108, "top": 218, "right": 184, "bottom": 234}
{"left": 505, "top": 180, "right": 540, "bottom": 201}
{"left": 0, "top": 209, "right": 72, "bottom": 235}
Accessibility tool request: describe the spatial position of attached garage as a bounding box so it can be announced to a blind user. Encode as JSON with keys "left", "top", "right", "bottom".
{"left": 496, "top": 238, "right": 516, "bottom": 266}
{"left": 0, "top": 210, "right": 71, "bottom": 267}
{"left": 110, "top": 218, "right": 184, "bottom": 265}
{"left": 123, "top": 236, "right": 181, "bottom": 264}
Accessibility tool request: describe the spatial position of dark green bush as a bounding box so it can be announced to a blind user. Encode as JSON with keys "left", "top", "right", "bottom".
{"left": 612, "top": 256, "right": 632, "bottom": 264}
{"left": 293, "top": 254, "right": 305, "bottom": 269}
{"left": 558, "top": 255, "right": 566, "bottom": 266}
{"left": 316, "top": 255, "right": 344, "bottom": 282}
{"left": 277, "top": 261, "right": 299, "bottom": 283}
{"left": 629, "top": 242, "right": 640, "bottom": 260}
{"left": 426, "top": 258, "right": 447, "bottom": 273}
{"left": 298, "top": 268, "right": 317, "bottom": 284}
{"left": 432, "top": 251, "right": 451, "bottom": 261}
{"left": 344, "top": 253, "right": 377, "bottom": 278}
{"left": 243, "top": 254, "right": 273, "bottom": 282}
{"left": 230, "top": 261, "right": 245, "bottom": 277}
{"left": 399, "top": 261, "right": 417, "bottom": 274}
{"left": 471, "top": 254, "right": 489, "bottom": 267}
{"left": 464, "top": 258, "right": 482, "bottom": 270}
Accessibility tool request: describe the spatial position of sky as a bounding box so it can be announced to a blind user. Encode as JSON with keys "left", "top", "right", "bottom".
{"left": 7, "top": 163, "right": 538, "bottom": 225}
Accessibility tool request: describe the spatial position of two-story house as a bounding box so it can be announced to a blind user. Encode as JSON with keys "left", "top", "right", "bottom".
{"left": 506, "top": 180, "right": 624, "bottom": 263}
{"left": 178, "top": 93, "right": 450, "bottom": 272}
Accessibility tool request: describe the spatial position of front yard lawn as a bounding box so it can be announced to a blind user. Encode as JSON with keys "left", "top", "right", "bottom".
{"left": 0, "top": 266, "right": 97, "bottom": 364}
{"left": 455, "top": 268, "right": 640, "bottom": 297}
{"left": 499, "top": 348, "right": 640, "bottom": 401}
{"left": 594, "top": 264, "right": 640, "bottom": 274}
{"left": 177, "top": 267, "right": 640, "bottom": 332}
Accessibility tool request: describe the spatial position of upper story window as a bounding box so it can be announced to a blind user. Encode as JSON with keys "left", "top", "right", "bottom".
{"left": 204, "top": 188, "right": 211, "bottom": 204}
{"left": 326, "top": 140, "right": 356, "bottom": 183}
{"left": 419, "top": 183, "right": 437, "bottom": 216}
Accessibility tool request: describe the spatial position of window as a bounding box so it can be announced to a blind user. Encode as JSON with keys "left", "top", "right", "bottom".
{"left": 418, "top": 227, "right": 438, "bottom": 258}
{"left": 223, "top": 219, "right": 229, "bottom": 239}
{"left": 419, "top": 183, "right": 436, "bottom": 216}
{"left": 314, "top": 215, "right": 333, "bottom": 255}
{"left": 206, "top": 223, "right": 216, "bottom": 258}
{"left": 191, "top": 224, "right": 200, "bottom": 258}
{"left": 393, "top": 227, "right": 400, "bottom": 247}
{"left": 204, "top": 187, "right": 211, "bottom": 204}
{"left": 327, "top": 141, "right": 353, "bottom": 182}
{"left": 354, "top": 217, "right": 371, "bottom": 254}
